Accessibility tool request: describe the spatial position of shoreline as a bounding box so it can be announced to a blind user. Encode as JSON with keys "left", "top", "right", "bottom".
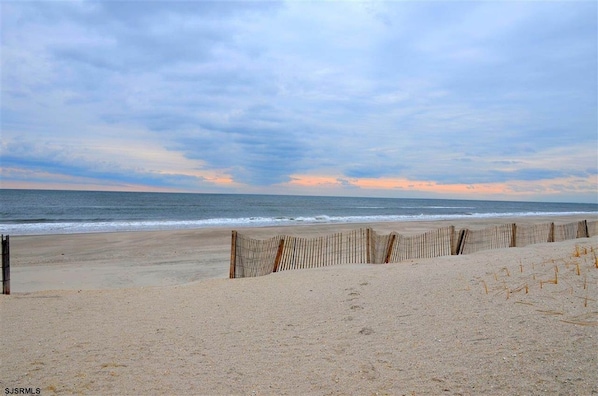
{"left": 6, "top": 213, "right": 596, "bottom": 293}
{"left": 3, "top": 207, "right": 597, "bottom": 236}
{"left": 2, "top": 212, "right": 598, "bottom": 237}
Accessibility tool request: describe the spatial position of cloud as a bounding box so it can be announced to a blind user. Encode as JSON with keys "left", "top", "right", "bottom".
{"left": 1, "top": 1, "right": 596, "bottom": 201}
{"left": 2, "top": 141, "right": 175, "bottom": 187}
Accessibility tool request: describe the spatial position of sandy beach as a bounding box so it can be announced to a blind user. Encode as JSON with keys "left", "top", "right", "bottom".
{"left": 1, "top": 215, "right": 597, "bottom": 394}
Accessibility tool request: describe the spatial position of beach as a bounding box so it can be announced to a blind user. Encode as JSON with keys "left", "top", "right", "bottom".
{"left": 1, "top": 215, "right": 597, "bottom": 394}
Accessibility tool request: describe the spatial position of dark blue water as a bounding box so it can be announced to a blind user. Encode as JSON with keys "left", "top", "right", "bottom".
{"left": 1, "top": 189, "right": 596, "bottom": 235}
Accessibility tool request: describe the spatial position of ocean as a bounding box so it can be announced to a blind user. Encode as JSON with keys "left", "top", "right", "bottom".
{"left": 1, "top": 189, "right": 597, "bottom": 236}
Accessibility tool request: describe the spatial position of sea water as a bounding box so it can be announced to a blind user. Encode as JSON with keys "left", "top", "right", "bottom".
{"left": 0, "top": 189, "right": 596, "bottom": 235}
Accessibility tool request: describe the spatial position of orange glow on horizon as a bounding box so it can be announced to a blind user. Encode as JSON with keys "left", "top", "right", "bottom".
{"left": 2, "top": 167, "right": 595, "bottom": 200}
{"left": 286, "top": 173, "right": 597, "bottom": 198}
{"left": 288, "top": 174, "right": 508, "bottom": 194}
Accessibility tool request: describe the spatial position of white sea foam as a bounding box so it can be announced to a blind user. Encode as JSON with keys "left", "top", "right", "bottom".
{"left": 1, "top": 211, "right": 594, "bottom": 236}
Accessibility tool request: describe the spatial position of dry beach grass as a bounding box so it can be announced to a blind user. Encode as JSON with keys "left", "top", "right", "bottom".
{"left": 1, "top": 215, "right": 597, "bottom": 395}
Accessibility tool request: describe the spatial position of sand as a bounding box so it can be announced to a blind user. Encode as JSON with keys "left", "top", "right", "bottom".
{"left": 1, "top": 215, "right": 597, "bottom": 395}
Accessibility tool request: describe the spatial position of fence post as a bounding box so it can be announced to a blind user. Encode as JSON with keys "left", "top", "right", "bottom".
{"left": 584, "top": 219, "right": 589, "bottom": 238}
{"left": 229, "top": 231, "right": 237, "bottom": 279}
{"left": 273, "top": 238, "right": 285, "bottom": 273}
{"left": 384, "top": 234, "right": 396, "bottom": 264}
{"left": 578, "top": 220, "right": 589, "bottom": 238}
{"left": 366, "top": 228, "right": 372, "bottom": 264}
{"left": 2, "top": 235, "right": 10, "bottom": 295}
{"left": 456, "top": 229, "right": 468, "bottom": 255}
{"left": 511, "top": 223, "right": 517, "bottom": 248}
{"left": 450, "top": 226, "right": 457, "bottom": 255}
{"left": 549, "top": 223, "right": 555, "bottom": 243}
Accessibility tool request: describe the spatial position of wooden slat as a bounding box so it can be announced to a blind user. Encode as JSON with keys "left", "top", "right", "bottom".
{"left": 2, "top": 235, "right": 10, "bottom": 295}
{"left": 273, "top": 238, "right": 285, "bottom": 273}
{"left": 385, "top": 234, "right": 396, "bottom": 264}
{"left": 229, "top": 231, "right": 237, "bottom": 278}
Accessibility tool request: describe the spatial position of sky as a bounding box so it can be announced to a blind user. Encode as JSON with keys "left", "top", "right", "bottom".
{"left": 1, "top": 1, "right": 597, "bottom": 203}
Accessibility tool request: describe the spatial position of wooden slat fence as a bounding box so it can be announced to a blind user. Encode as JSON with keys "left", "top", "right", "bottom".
{"left": 230, "top": 219, "right": 597, "bottom": 278}
{"left": 230, "top": 232, "right": 281, "bottom": 278}
{"left": 553, "top": 221, "right": 579, "bottom": 242}
{"left": 369, "top": 229, "right": 395, "bottom": 264}
{"left": 277, "top": 228, "right": 369, "bottom": 271}
{"left": 515, "top": 223, "right": 552, "bottom": 247}
{"left": 459, "top": 224, "right": 514, "bottom": 255}
{"left": 388, "top": 226, "right": 455, "bottom": 262}
{"left": 515, "top": 220, "right": 592, "bottom": 246}
{"left": 577, "top": 220, "right": 589, "bottom": 238}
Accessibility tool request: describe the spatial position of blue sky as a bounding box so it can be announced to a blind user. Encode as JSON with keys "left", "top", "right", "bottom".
{"left": 1, "top": 1, "right": 597, "bottom": 203}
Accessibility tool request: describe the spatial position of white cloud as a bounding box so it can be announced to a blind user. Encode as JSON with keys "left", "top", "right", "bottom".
{"left": 1, "top": 0, "right": 596, "bottom": 201}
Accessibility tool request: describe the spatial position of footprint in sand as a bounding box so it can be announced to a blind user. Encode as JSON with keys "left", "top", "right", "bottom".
{"left": 359, "top": 327, "right": 374, "bottom": 335}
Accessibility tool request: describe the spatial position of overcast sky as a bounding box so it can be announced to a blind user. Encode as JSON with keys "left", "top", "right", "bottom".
{"left": 1, "top": 1, "right": 596, "bottom": 202}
